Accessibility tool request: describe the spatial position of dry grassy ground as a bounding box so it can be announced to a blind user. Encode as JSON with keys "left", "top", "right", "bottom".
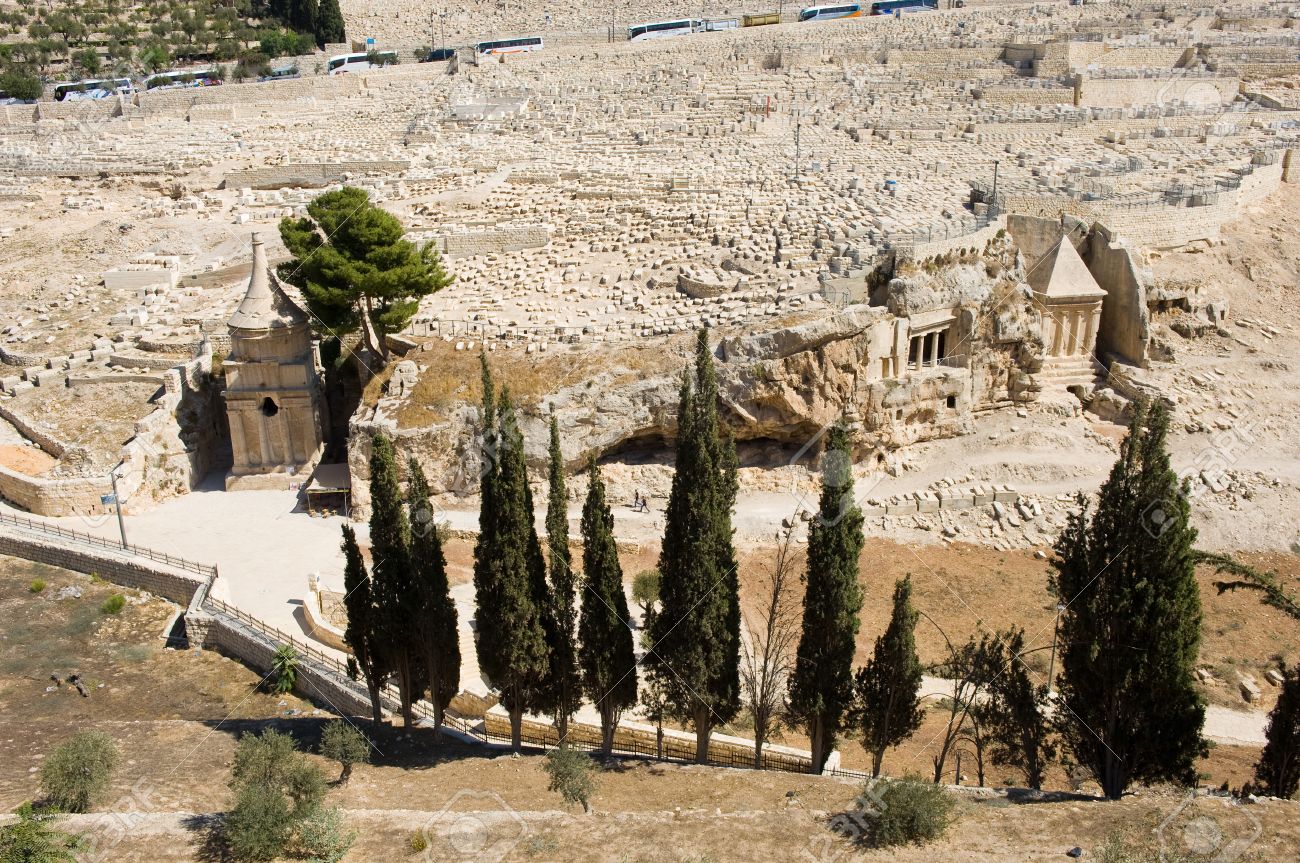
{"left": 2, "top": 546, "right": 1298, "bottom": 862}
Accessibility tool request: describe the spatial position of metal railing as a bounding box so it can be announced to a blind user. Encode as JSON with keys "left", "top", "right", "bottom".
{"left": 0, "top": 509, "right": 216, "bottom": 578}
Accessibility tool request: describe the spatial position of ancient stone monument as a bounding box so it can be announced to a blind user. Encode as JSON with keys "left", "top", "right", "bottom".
{"left": 223, "top": 233, "right": 326, "bottom": 490}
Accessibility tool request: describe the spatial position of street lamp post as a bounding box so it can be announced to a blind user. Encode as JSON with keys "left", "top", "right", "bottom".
{"left": 110, "top": 461, "right": 128, "bottom": 549}
{"left": 1047, "top": 602, "right": 1065, "bottom": 695}
{"left": 991, "top": 159, "right": 1000, "bottom": 215}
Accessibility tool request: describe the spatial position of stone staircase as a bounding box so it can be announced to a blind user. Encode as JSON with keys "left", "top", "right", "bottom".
{"left": 1038, "top": 354, "right": 1105, "bottom": 392}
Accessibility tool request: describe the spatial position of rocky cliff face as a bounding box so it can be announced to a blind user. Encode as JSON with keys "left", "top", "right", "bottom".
{"left": 347, "top": 255, "right": 1043, "bottom": 510}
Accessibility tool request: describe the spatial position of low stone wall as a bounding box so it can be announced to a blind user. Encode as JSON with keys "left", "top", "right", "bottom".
{"left": 0, "top": 528, "right": 205, "bottom": 605}
{"left": 483, "top": 705, "right": 812, "bottom": 770}
{"left": 303, "top": 585, "right": 350, "bottom": 652}
{"left": 223, "top": 160, "right": 410, "bottom": 190}
{"left": 0, "top": 465, "right": 112, "bottom": 517}
{"left": 431, "top": 225, "right": 550, "bottom": 257}
{"left": 196, "top": 612, "right": 375, "bottom": 716}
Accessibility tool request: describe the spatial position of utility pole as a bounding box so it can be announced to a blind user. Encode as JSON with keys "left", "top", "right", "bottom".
{"left": 110, "top": 461, "right": 128, "bottom": 549}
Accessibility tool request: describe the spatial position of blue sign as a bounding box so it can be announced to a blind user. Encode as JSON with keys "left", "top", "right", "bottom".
{"left": 101, "top": 494, "right": 117, "bottom": 505}
{"left": 366, "top": 37, "right": 375, "bottom": 46}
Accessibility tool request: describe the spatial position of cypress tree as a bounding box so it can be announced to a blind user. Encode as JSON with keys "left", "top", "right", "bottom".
{"left": 789, "top": 422, "right": 864, "bottom": 773}
{"left": 472, "top": 381, "right": 550, "bottom": 750}
{"left": 406, "top": 458, "right": 460, "bottom": 738}
{"left": 545, "top": 413, "right": 582, "bottom": 739}
{"left": 577, "top": 457, "right": 638, "bottom": 753}
{"left": 976, "top": 628, "right": 1053, "bottom": 790}
{"left": 290, "top": 0, "right": 318, "bottom": 38}
{"left": 851, "top": 575, "right": 924, "bottom": 778}
{"left": 315, "top": 0, "right": 345, "bottom": 45}
{"left": 1052, "top": 399, "right": 1206, "bottom": 800}
{"left": 368, "top": 433, "right": 418, "bottom": 726}
{"left": 1254, "top": 664, "right": 1300, "bottom": 799}
{"left": 646, "top": 327, "right": 741, "bottom": 763}
{"left": 340, "top": 524, "right": 385, "bottom": 723}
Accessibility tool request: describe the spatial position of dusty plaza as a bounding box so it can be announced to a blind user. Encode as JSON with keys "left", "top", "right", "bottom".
{"left": 1, "top": 0, "right": 1300, "bottom": 861}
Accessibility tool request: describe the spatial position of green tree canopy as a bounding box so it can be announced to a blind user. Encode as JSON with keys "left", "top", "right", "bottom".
{"left": 789, "top": 422, "right": 864, "bottom": 773}
{"left": 544, "top": 413, "right": 582, "bottom": 739}
{"left": 578, "top": 456, "right": 638, "bottom": 754}
{"left": 852, "top": 575, "right": 924, "bottom": 778}
{"left": 278, "top": 187, "right": 452, "bottom": 361}
{"left": 646, "top": 327, "right": 741, "bottom": 763}
{"left": 1052, "top": 399, "right": 1206, "bottom": 799}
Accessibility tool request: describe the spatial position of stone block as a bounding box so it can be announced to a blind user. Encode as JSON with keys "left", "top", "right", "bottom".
{"left": 915, "top": 492, "right": 940, "bottom": 513}
{"left": 885, "top": 499, "right": 917, "bottom": 515}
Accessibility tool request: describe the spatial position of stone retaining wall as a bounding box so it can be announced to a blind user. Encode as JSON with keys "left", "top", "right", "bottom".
{"left": 432, "top": 224, "right": 550, "bottom": 257}
{"left": 194, "top": 612, "right": 375, "bottom": 716}
{"left": 0, "top": 530, "right": 205, "bottom": 605}
{"left": 223, "top": 160, "right": 410, "bottom": 190}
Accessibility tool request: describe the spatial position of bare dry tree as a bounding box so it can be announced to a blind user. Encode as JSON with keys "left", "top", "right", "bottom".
{"left": 740, "top": 518, "right": 804, "bottom": 769}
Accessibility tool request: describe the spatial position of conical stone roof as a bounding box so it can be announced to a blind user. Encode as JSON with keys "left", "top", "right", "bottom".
{"left": 228, "top": 232, "right": 310, "bottom": 330}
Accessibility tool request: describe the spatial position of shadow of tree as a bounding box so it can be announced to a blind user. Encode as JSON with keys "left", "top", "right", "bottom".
{"left": 181, "top": 812, "right": 229, "bottom": 863}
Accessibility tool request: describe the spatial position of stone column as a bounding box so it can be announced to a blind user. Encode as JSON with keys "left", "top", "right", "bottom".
{"left": 229, "top": 405, "right": 250, "bottom": 471}
{"left": 1084, "top": 305, "right": 1101, "bottom": 356}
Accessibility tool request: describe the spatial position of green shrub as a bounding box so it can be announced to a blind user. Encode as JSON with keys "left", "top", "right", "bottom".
{"left": 291, "top": 805, "right": 356, "bottom": 863}
{"left": 408, "top": 830, "right": 428, "bottom": 852}
{"left": 225, "top": 783, "right": 293, "bottom": 862}
{"left": 0, "top": 802, "right": 83, "bottom": 862}
{"left": 225, "top": 730, "right": 327, "bottom": 861}
{"left": 29, "top": 579, "right": 46, "bottom": 593}
{"left": 0, "top": 69, "right": 42, "bottom": 101}
{"left": 543, "top": 746, "right": 597, "bottom": 813}
{"left": 862, "top": 776, "right": 954, "bottom": 848}
{"left": 271, "top": 644, "right": 298, "bottom": 694}
{"left": 99, "top": 594, "right": 126, "bottom": 614}
{"left": 39, "top": 731, "right": 119, "bottom": 813}
{"left": 319, "top": 721, "right": 370, "bottom": 784}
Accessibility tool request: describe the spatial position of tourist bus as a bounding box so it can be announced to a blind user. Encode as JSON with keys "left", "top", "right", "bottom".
{"left": 53, "top": 77, "right": 135, "bottom": 101}
{"left": 475, "top": 36, "right": 544, "bottom": 56}
{"left": 797, "top": 4, "right": 865, "bottom": 21}
{"left": 327, "top": 51, "right": 398, "bottom": 75}
{"left": 144, "top": 68, "right": 223, "bottom": 91}
{"left": 628, "top": 19, "right": 740, "bottom": 41}
{"left": 870, "top": 0, "right": 937, "bottom": 13}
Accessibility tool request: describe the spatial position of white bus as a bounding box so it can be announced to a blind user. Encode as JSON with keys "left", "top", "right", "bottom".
{"left": 144, "top": 68, "right": 223, "bottom": 91}
{"left": 627, "top": 19, "right": 740, "bottom": 41}
{"left": 475, "top": 36, "right": 544, "bottom": 56}
{"left": 798, "top": 4, "right": 865, "bottom": 21}
{"left": 53, "top": 77, "right": 135, "bottom": 101}
{"left": 327, "top": 51, "right": 398, "bottom": 75}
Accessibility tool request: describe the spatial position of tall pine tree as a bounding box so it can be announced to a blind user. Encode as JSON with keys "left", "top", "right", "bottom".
{"left": 1053, "top": 399, "right": 1206, "bottom": 799}
{"left": 406, "top": 458, "right": 460, "bottom": 738}
{"left": 368, "top": 433, "right": 420, "bottom": 726}
{"left": 788, "top": 422, "right": 864, "bottom": 773}
{"left": 340, "top": 524, "right": 386, "bottom": 723}
{"left": 647, "top": 327, "right": 741, "bottom": 763}
{"left": 577, "top": 457, "right": 638, "bottom": 753}
{"left": 472, "top": 370, "right": 551, "bottom": 750}
{"left": 545, "top": 413, "right": 581, "bottom": 739}
{"left": 851, "top": 575, "right": 924, "bottom": 778}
